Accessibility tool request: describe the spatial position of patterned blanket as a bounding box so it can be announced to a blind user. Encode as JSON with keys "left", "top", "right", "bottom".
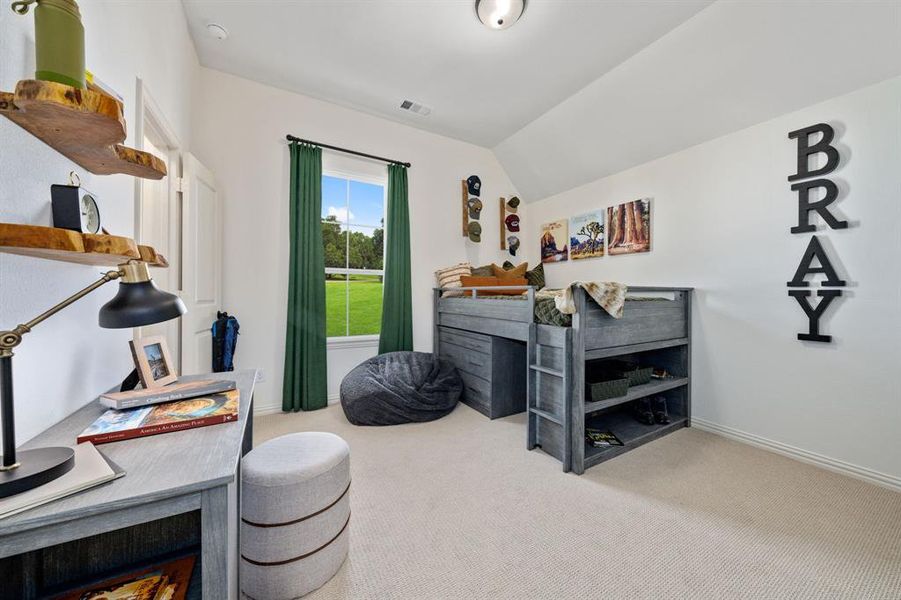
{"left": 536, "top": 282, "right": 628, "bottom": 319}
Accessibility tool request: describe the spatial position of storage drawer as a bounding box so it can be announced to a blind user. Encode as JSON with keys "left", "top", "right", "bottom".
{"left": 439, "top": 341, "right": 491, "bottom": 381}
{"left": 458, "top": 371, "right": 491, "bottom": 415}
{"left": 439, "top": 327, "right": 492, "bottom": 354}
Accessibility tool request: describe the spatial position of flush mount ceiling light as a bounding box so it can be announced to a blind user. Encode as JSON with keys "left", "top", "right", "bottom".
{"left": 475, "top": 0, "right": 526, "bottom": 30}
{"left": 206, "top": 23, "right": 229, "bottom": 40}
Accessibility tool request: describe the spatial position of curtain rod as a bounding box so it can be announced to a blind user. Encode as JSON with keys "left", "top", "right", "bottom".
{"left": 286, "top": 135, "right": 411, "bottom": 168}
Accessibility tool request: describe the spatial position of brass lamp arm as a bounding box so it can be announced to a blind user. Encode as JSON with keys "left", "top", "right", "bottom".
{"left": 0, "top": 269, "right": 122, "bottom": 357}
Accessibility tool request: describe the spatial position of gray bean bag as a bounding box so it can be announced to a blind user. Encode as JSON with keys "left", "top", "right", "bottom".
{"left": 340, "top": 351, "right": 462, "bottom": 426}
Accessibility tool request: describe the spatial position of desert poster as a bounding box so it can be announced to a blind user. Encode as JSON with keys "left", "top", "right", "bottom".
{"left": 540, "top": 220, "right": 568, "bottom": 263}
{"left": 569, "top": 211, "right": 605, "bottom": 260}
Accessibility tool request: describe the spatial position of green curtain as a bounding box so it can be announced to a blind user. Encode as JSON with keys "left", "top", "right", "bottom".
{"left": 378, "top": 164, "right": 413, "bottom": 353}
{"left": 283, "top": 143, "right": 328, "bottom": 411}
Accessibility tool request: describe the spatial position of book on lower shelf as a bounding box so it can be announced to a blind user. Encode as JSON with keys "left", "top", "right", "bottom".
{"left": 48, "top": 554, "right": 196, "bottom": 600}
{"left": 585, "top": 428, "right": 623, "bottom": 448}
{"left": 0, "top": 442, "right": 125, "bottom": 520}
{"left": 100, "top": 378, "right": 236, "bottom": 410}
{"left": 77, "top": 389, "right": 240, "bottom": 445}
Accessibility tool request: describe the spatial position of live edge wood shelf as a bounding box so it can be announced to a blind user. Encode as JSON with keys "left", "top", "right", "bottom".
{"left": 0, "top": 80, "right": 166, "bottom": 180}
{"left": 0, "top": 223, "right": 168, "bottom": 268}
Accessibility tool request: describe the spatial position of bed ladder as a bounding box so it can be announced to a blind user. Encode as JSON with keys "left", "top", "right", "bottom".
{"left": 526, "top": 325, "right": 573, "bottom": 472}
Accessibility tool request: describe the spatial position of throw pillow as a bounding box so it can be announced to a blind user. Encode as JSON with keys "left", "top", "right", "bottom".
{"left": 435, "top": 262, "right": 471, "bottom": 297}
{"left": 525, "top": 263, "right": 545, "bottom": 291}
{"left": 470, "top": 264, "right": 494, "bottom": 277}
{"left": 492, "top": 262, "right": 527, "bottom": 278}
{"left": 504, "top": 261, "right": 545, "bottom": 291}
{"left": 459, "top": 275, "right": 529, "bottom": 296}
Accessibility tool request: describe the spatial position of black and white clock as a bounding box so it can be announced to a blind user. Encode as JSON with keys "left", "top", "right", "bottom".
{"left": 51, "top": 183, "right": 101, "bottom": 234}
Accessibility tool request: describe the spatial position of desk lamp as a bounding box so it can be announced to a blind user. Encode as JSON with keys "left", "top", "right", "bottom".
{"left": 0, "top": 260, "right": 186, "bottom": 498}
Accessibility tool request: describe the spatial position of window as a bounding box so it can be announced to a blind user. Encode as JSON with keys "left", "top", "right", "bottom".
{"left": 322, "top": 174, "right": 385, "bottom": 338}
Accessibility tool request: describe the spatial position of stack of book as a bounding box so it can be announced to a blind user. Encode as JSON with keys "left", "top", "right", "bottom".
{"left": 78, "top": 379, "right": 240, "bottom": 445}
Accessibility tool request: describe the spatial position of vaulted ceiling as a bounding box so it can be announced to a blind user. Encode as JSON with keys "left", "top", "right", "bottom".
{"left": 181, "top": 0, "right": 711, "bottom": 147}
{"left": 182, "top": 1, "right": 901, "bottom": 201}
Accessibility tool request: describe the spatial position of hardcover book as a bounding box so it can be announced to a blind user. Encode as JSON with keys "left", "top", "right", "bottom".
{"left": 50, "top": 554, "right": 196, "bottom": 600}
{"left": 100, "top": 379, "right": 237, "bottom": 410}
{"left": 78, "top": 390, "right": 240, "bottom": 445}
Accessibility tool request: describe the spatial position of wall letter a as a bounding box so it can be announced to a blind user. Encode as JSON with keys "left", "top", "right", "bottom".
{"left": 787, "top": 236, "right": 846, "bottom": 287}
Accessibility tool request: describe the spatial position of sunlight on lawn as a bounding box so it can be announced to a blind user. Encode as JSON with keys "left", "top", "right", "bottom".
{"left": 326, "top": 275, "right": 383, "bottom": 337}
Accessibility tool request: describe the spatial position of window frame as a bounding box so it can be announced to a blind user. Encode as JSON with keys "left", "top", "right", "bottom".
{"left": 321, "top": 168, "right": 388, "bottom": 345}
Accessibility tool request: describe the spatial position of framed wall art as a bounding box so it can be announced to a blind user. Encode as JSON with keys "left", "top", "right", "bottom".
{"left": 540, "top": 219, "right": 568, "bottom": 263}
{"left": 569, "top": 211, "right": 605, "bottom": 260}
{"left": 607, "top": 198, "right": 651, "bottom": 255}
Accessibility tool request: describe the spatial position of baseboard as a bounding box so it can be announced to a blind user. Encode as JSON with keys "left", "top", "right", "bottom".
{"left": 253, "top": 394, "right": 341, "bottom": 416}
{"left": 692, "top": 417, "right": 901, "bottom": 493}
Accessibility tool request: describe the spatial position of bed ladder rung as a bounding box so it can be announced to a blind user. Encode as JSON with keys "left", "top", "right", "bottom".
{"left": 528, "top": 407, "right": 562, "bottom": 425}
{"left": 529, "top": 364, "right": 564, "bottom": 378}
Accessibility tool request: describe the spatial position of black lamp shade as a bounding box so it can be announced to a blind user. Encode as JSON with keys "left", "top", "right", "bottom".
{"left": 99, "top": 281, "right": 186, "bottom": 329}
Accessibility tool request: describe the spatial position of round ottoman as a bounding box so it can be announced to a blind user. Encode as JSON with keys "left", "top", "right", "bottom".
{"left": 241, "top": 432, "right": 350, "bottom": 600}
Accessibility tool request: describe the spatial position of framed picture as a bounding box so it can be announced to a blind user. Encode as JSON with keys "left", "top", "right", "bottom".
{"left": 129, "top": 335, "right": 177, "bottom": 388}
{"left": 569, "top": 211, "right": 605, "bottom": 260}
{"left": 607, "top": 198, "right": 651, "bottom": 255}
{"left": 540, "top": 219, "right": 569, "bottom": 263}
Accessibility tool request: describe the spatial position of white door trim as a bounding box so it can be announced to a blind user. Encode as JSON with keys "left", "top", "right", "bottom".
{"left": 134, "top": 78, "right": 183, "bottom": 369}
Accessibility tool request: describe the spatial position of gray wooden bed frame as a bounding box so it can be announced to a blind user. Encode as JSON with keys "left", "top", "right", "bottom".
{"left": 433, "top": 285, "right": 693, "bottom": 474}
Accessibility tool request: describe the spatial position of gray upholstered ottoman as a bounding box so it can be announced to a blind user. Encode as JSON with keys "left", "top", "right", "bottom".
{"left": 241, "top": 432, "right": 351, "bottom": 600}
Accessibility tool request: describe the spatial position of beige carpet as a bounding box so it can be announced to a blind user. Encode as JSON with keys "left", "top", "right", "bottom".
{"left": 254, "top": 404, "right": 901, "bottom": 600}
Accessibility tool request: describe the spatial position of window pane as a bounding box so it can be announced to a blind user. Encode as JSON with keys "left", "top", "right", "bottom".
{"left": 348, "top": 273, "right": 383, "bottom": 336}
{"left": 325, "top": 276, "right": 348, "bottom": 337}
{"left": 348, "top": 180, "right": 384, "bottom": 227}
{"left": 322, "top": 219, "right": 347, "bottom": 269}
{"left": 322, "top": 176, "right": 348, "bottom": 222}
{"left": 346, "top": 225, "right": 383, "bottom": 271}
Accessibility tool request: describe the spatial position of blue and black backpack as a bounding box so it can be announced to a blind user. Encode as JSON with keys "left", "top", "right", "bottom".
{"left": 212, "top": 311, "right": 240, "bottom": 372}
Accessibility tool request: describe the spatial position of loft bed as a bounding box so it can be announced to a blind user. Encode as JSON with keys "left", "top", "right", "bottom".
{"left": 433, "top": 285, "right": 693, "bottom": 474}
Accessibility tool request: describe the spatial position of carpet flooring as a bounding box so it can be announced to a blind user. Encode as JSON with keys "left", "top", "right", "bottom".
{"left": 254, "top": 404, "right": 901, "bottom": 600}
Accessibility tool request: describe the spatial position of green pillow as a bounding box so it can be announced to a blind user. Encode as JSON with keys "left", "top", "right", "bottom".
{"left": 471, "top": 264, "right": 494, "bottom": 277}
{"left": 503, "top": 261, "right": 545, "bottom": 291}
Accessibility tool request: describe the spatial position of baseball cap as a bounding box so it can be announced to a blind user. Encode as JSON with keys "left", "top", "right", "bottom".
{"left": 468, "top": 197, "right": 483, "bottom": 219}
{"left": 507, "top": 196, "right": 520, "bottom": 212}
{"left": 507, "top": 235, "right": 520, "bottom": 256}
{"left": 505, "top": 214, "right": 520, "bottom": 232}
{"left": 467, "top": 175, "right": 481, "bottom": 196}
{"left": 468, "top": 221, "right": 482, "bottom": 242}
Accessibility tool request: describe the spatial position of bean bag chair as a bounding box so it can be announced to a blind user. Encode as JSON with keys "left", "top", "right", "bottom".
{"left": 340, "top": 351, "right": 462, "bottom": 426}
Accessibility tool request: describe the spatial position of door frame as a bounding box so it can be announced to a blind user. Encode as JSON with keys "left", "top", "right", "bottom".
{"left": 134, "top": 78, "right": 183, "bottom": 369}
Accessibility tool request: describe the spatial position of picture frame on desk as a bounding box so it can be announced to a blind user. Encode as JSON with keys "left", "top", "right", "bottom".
{"left": 130, "top": 335, "right": 177, "bottom": 388}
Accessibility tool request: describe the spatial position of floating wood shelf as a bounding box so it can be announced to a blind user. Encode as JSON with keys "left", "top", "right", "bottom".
{"left": 0, "top": 80, "right": 166, "bottom": 180}
{"left": 0, "top": 223, "right": 168, "bottom": 268}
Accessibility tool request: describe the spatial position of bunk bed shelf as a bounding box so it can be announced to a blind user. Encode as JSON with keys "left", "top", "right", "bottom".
{"left": 584, "top": 417, "right": 690, "bottom": 469}
{"left": 584, "top": 337, "right": 689, "bottom": 360}
{"left": 584, "top": 376, "right": 690, "bottom": 414}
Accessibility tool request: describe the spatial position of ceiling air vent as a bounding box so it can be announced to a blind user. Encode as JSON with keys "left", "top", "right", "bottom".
{"left": 399, "top": 99, "right": 431, "bottom": 116}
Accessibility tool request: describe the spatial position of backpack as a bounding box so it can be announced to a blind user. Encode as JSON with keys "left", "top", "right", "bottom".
{"left": 212, "top": 311, "right": 240, "bottom": 372}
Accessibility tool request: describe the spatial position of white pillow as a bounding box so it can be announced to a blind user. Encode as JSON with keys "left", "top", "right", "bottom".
{"left": 435, "top": 262, "right": 472, "bottom": 297}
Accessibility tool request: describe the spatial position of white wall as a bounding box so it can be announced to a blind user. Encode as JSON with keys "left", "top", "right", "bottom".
{"left": 524, "top": 77, "right": 901, "bottom": 484}
{"left": 0, "top": 1, "right": 198, "bottom": 443}
{"left": 191, "top": 68, "right": 520, "bottom": 413}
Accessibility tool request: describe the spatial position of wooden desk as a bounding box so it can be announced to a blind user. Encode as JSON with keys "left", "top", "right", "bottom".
{"left": 0, "top": 369, "right": 257, "bottom": 599}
